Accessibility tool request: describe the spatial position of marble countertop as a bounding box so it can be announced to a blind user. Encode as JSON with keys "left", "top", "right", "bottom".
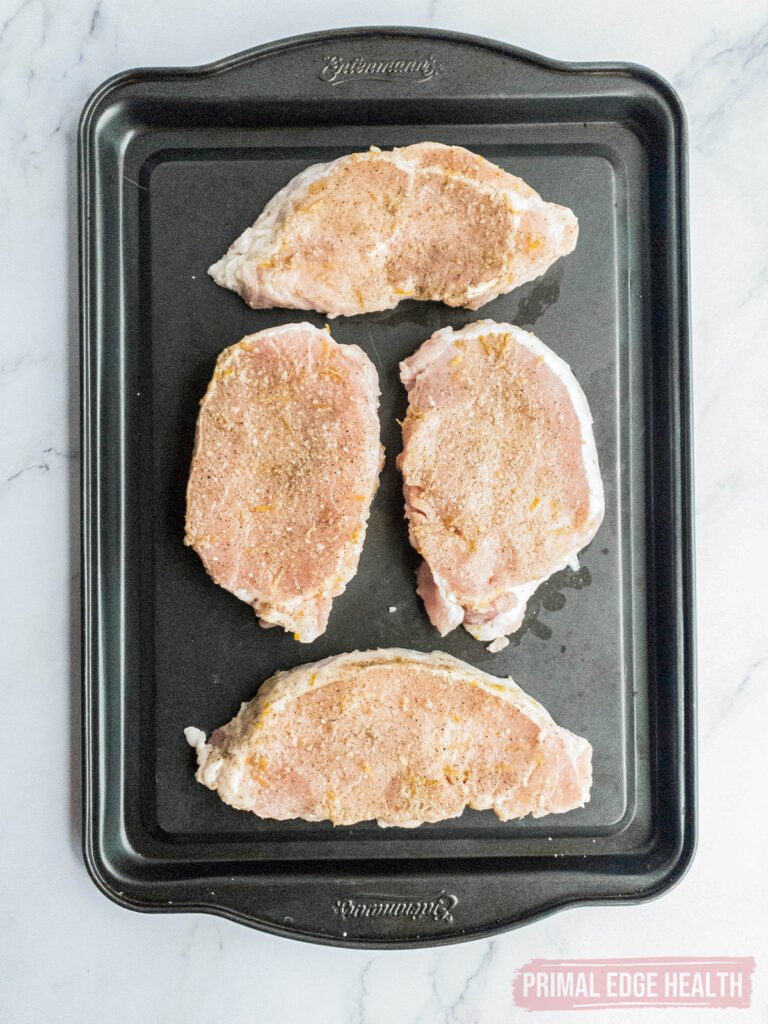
{"left": 2, "top": 1, "right": 767, "bottom": 1021}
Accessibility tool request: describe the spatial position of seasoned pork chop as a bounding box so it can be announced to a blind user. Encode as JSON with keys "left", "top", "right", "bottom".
{"left": 398, "top": 321, "right": 604, "bottom": 642}
{"left": 209, "top": 142, "right": 578, "bottom": 318}
{"left": 185, "top": 649, "right": 592, "bottom": 827}
{"left": 185, "top": 323, "right": 382, "bottom": 642}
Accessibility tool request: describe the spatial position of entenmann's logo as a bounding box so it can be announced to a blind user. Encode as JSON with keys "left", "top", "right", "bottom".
{"left": 320, "top": 55, "right": 441, "bottom": 86}
{"left": 332, "top": 892, "right": 457, "bottom": 923}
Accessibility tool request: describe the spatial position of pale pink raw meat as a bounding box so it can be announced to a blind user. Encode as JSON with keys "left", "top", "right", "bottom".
{"left": 184, "top": 649, "right": 592, "bottom": 827}
{"left": 208, "top": 142, "right": 578, "bottom": 318}
{"left": 398, "top": 321, "right": 604, "bottom": 643}
{"left": 185, "top": 323, "right": 383, "bottom": 642}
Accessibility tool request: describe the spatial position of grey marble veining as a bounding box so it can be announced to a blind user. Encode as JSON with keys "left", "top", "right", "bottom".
{"left": 2, "top": 2, "right": 768, "bottom": 1022}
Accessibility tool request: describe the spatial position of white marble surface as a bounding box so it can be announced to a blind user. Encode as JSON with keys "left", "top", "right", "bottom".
{"left": 2, "top": 0, "right": 768, "bottom": 1021}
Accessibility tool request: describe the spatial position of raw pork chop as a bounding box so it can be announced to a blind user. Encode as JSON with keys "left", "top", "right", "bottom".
{"left": 185, "top": 323, "right": 382, "bottom": 642}
{"left": 208, "top": 142, "right": 578, "bottom": 318}
{"left": 185, "top": 649, "right": 592, "bottom": 827}
{"left": 398, "top": 321, "right": 604, "bottom": 642}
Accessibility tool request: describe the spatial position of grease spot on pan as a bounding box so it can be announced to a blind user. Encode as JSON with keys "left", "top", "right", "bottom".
{"left": 509, "top": 564, "right": 592, "bottom": 645}
{"left": 508, "top": 262, "right": 563, "bottom": 328}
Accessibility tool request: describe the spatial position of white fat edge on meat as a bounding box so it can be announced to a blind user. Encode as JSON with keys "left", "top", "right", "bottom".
{"left": 185, "top": 648, "right": 568, "bottom": 771}
{"left": 208, "top": 159, "right": 339, "bottom": 290}
{"left": 183, "top": 726, "right": 227, "bottom": 789}
{"left": 243, "top": 597, "right": 325, "bottom": 644}
{"left": 426, "top": 565, "right": 466, "bottom": 634}
{"left": 486, "top": 637, "right": 510, "bottom": 653}
{"left": 464, "top": 557, "right": 576, "bottom": 642}
{"left": 401, "top": 320, "right": 604, "bottom": 642}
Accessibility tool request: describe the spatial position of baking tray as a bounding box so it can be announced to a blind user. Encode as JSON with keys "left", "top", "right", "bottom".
{"left": 80, "top": 27, "right": 696, "bottom": 947}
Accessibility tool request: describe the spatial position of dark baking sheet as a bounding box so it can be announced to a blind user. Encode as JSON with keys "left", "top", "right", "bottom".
{"left": 80, "top": 27, "right": 696, "bottom": 947}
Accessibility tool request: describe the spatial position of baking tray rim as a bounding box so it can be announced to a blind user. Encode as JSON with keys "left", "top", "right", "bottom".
{"left": 79, "top": 25, "right": 697, "bottom": 947}
{"left": 77, "top": 24, "right": 690, "bottom": 132}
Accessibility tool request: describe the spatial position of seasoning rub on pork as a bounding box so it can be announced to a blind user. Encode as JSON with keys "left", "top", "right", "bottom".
{"left": 185, "top": 323, "right": 383, "bottom": 642}
{"left": 185, "top": 649, "right": 592, "bottom": 827}
{"left": 398, "top": 321, "right": 604, "bottom": 643}
{"left": 209, "top": 142, "right": 578, "bottom": 317}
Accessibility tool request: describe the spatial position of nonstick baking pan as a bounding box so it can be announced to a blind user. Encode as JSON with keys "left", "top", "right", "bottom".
{"left": 79, "top": 27, "right": 696, "bottom": 947}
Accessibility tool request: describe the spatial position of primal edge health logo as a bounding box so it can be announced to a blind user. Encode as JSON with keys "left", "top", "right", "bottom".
{"left": 320, "top": 55, "right": 441, "bottom": 86}
{"left": 512, "top": 957, "right": 756, "bottom": 1011}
